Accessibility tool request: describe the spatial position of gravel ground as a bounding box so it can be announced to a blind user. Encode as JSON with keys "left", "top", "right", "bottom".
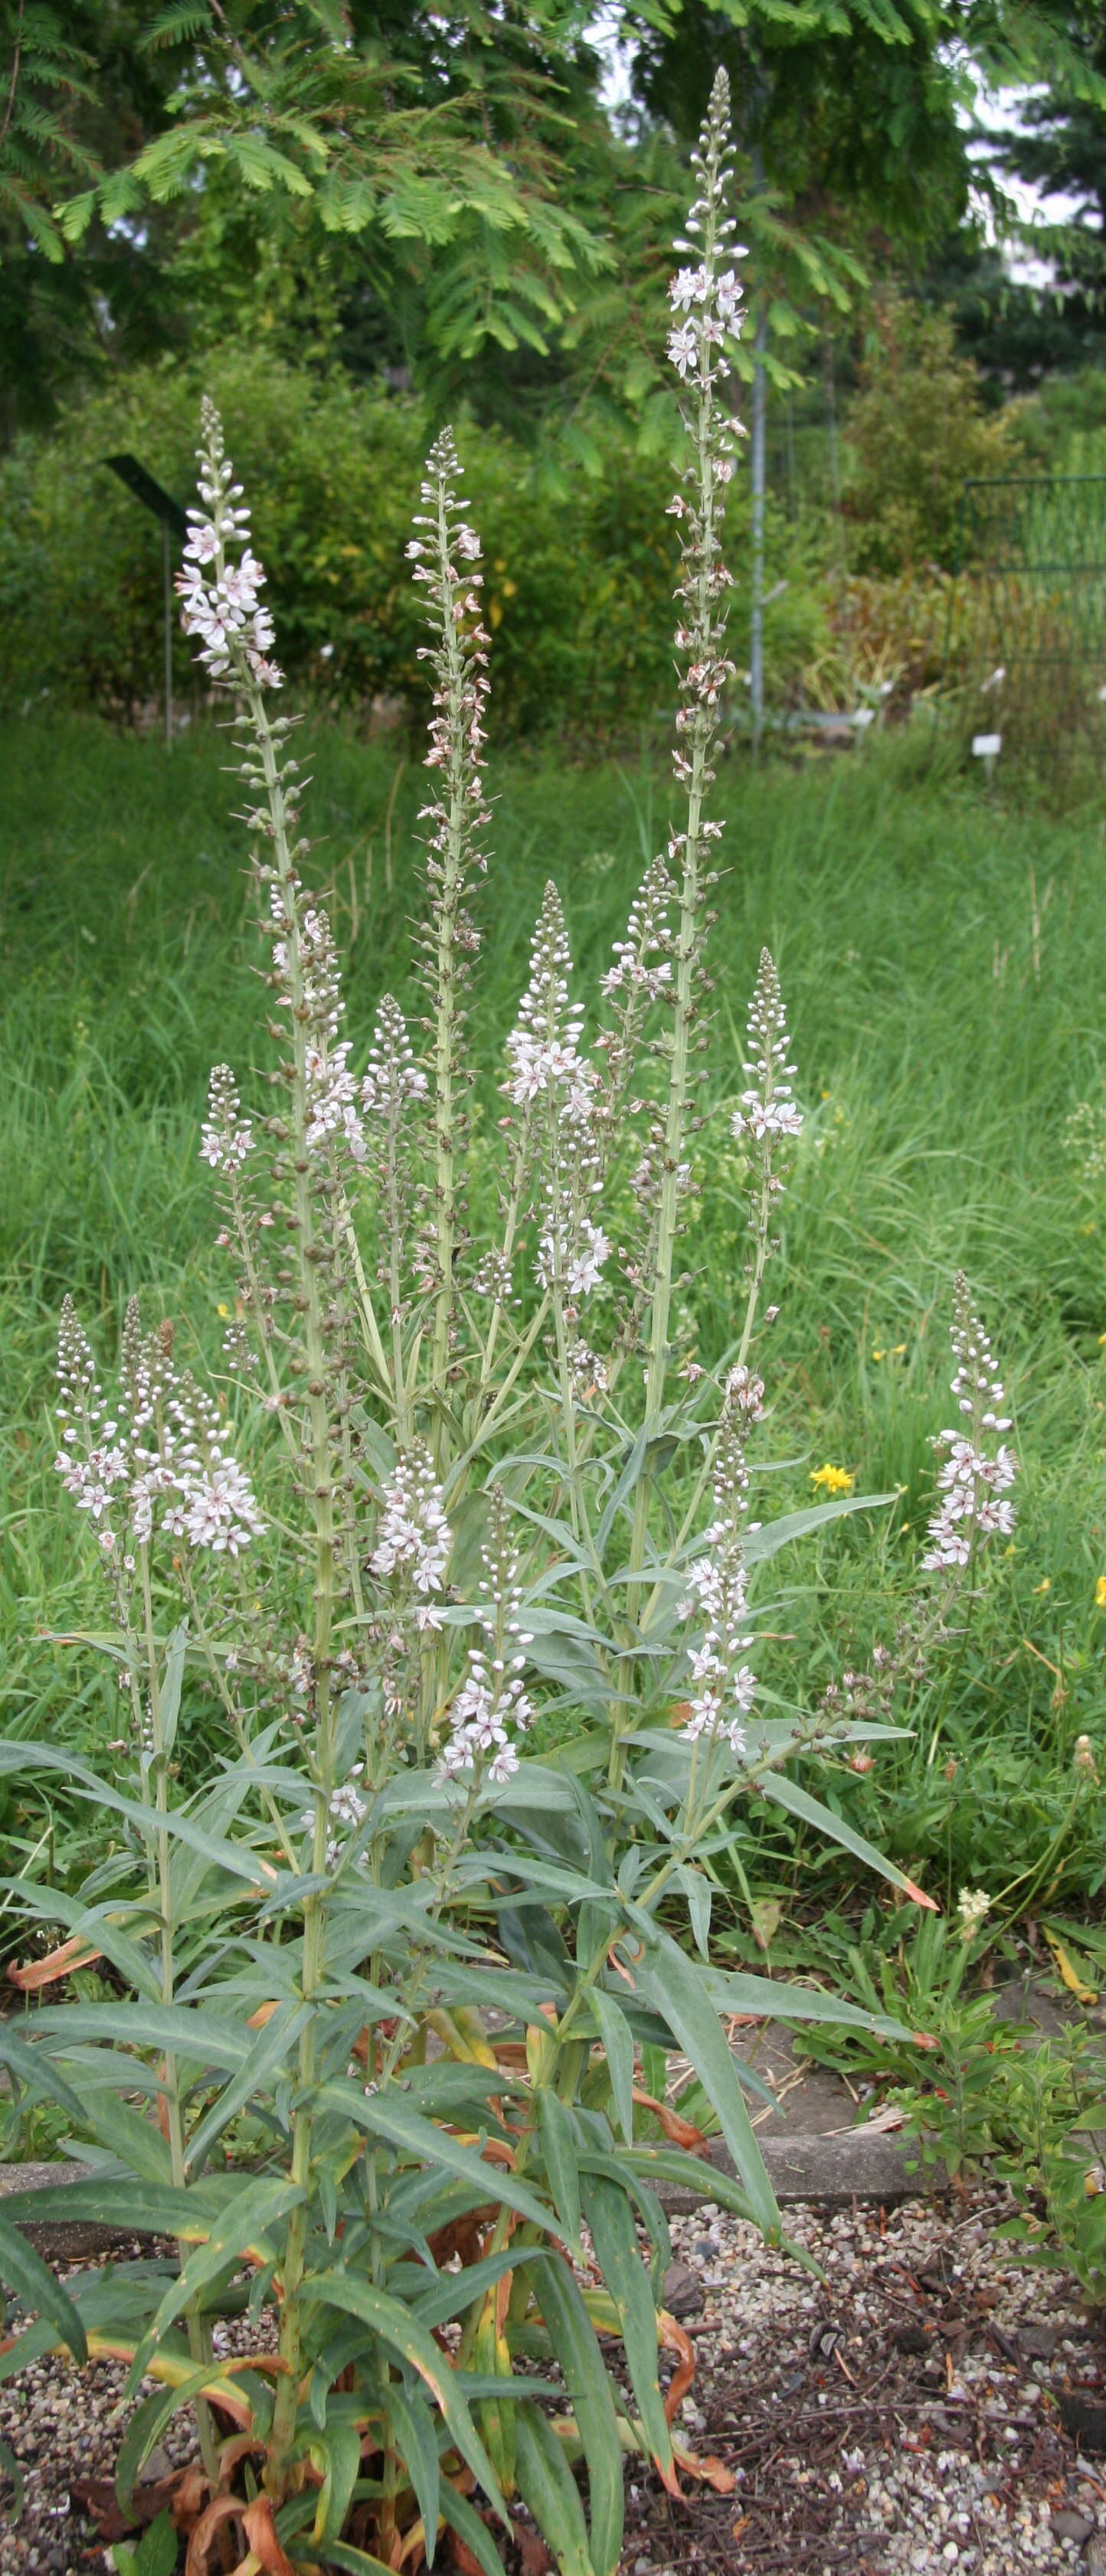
{"left": 633, "top": 2192, "right": 1106, "bottom": 2575}
{"left": 1, "top": 2194, "right": 1104, "bottom": 2576}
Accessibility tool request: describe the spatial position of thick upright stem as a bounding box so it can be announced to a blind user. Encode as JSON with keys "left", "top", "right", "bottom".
{"left": 630, "top": 179, "right": 728, "bottom": 1590}
{"left": 139, "top": 1552, "right": 220, "bottom": 2485}
{"left": 247, "top": 685, "right": 339, "bottom": 2489}
{"left": 749, "top": 308, "right": 767, "bottom": 760}
{"left": 427, "top": 490, "right": 467, "bottom": 1433}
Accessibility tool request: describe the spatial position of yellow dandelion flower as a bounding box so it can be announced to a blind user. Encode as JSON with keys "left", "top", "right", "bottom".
{"left": 1033, "top": 1577, "right": 1050, "bottom": 1595}
{"left": 810, "top": 1463, "right": 854, "bottom": 1496}
{"left": 1096, "top": 1576, "right": 1106, "bottom": 1610}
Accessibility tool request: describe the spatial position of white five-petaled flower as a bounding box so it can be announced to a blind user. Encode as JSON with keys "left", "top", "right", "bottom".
{"left": 732, "top": 950, "right": 803, "bottom": 1165}
{"left": 506, "top": 884, "right": 610, "bottom": 1306}
{"left": 921, "top": 1280, "right": 1016, "bottom": 1573}
{"left": 300, "top": 1766, "right": 368, "bottom": 1868}
{"left": 176, "top": 403, "right": 283, "bottom": 690}
{"left": 371, "top": 1442, "right": 451, "bottom": 1611}
{"left": 678, "top": 1366, "right": 764, "bottom": 1758}
{"left": 201, "top": 1064, "right": 253, "bottom": 1175}
{"left": 438, "top": 1492, "right": 534, "bottom": 1789}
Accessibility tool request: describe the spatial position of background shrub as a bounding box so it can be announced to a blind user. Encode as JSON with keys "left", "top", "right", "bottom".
{"left": 0, "top": 347, "right": 835, "bottom": 742}
{"left": 844, "top": 293, "right": 1013, "bottom": 574}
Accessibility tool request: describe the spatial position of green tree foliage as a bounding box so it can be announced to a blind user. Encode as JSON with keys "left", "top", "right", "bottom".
{"left": 922, "top": 4, "right": 1106, "bottom": 387}
{"left": 0, "top": 2, "right": 192, "bottom": 439}
{"left": 0, "top": 349, "right": 831, "bottom": 729}
{"left": 58, "top": 5, "right": 614, "bottom": 381}
{"left": 986, "top": 2, "right": 1106, "bottom": 276}
{"left": 843, "top": 290, "right": 1012, "bottom": 572}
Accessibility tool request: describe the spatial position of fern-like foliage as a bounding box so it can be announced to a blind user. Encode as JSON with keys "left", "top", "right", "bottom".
{"left": 0, "top": 1, "right": 98, "bottom": 258}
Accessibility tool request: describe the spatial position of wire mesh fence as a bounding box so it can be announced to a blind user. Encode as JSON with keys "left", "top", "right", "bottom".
{"left": 947, "top": 476, "right": 1106, "bottom": 758}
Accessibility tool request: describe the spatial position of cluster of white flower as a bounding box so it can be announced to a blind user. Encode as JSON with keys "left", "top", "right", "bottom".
{"left": 370, "top": 1441, "right": 451, "bottom": 1630}
{"left": 409, "top": 427, "right": 489, "bottom": 911}
{"left": 600, "top": 856, "right": 674, "bottom": 1009}
{"left": 732, "top": 950, "right": 803, "bottom": 1158}
{"left": 679, "top": 1367, "right": 764, "bottom": 1757}
{"left": 506, "top": 884, "right": 610, "bottom": 1306}
{"left": 439, "top": 1496, "right": 533, "bottom": 1788}
{"left": 55, "top": 1296, "right": 263, "bottom": 1567}
{"left": 170, "top": 1453, "right": 266, "bottom": 1558}
{"left": 176, "top": 400, "right": 282, "bottom": 689}
{"left": 201, "top": 1064, "right": 254, "bottom": 1176}
{"left": 665, "top": 71, "right": 745, "bottom": 783}
{"left": 361, "top": 996, "right": 429, "bottom": 1120}
{"left": 538, "top": 1213, "right": 611, "bottom": 1303}
{"left": 506, "top": 893, "right": 593, "bottom": 1114}
{"left": 270, "top": 886, "right": 365, "bottom": 1164}
{"left": 300, "top": 1764, "right": 368, "bottom": 1868}
{"left": 957, "top": 1885, "right": 991, "bottom": 1943}
{"left": 922, "top": 1280, "right": 1017, "bottom": 1572}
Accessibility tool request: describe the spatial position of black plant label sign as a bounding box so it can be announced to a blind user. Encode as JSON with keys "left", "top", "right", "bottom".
{"left": 103, "top": 453, "right": 188, "bottom": 541}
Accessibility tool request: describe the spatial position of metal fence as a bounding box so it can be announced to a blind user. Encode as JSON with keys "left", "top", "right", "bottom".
{"left": 947, "top": 476, "right": 1106, "bottom": 747}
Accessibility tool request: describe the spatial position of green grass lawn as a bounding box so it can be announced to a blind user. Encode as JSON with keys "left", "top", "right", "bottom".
{"left": 3, "top": 707, "right": 1106, "bottom": 1924}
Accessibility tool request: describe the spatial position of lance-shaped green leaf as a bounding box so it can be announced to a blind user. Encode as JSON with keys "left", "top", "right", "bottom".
{"left": 528, "top": 2249, "right": 623, "bottom": 2576}
{"left": 303, "top": 2273, "right": 505, "bottom": 2519}
{"left": 185, "top": 1999, "right": 313, "bottom": 2172}
{"left": 315, "top": 2081, "right": 555, "bottom": 2236}
{"left": 0, "top": 2212, "right": 87, "bottom": 2362}
{"left": 308, "top": 2420, "right": 364, "bottom": 2549}
{"left": 535, "top": 2090, "right": 584, "bottom": 2262}
{"left": 0, "top": 1744, "right": 267, "bottom": 1887}
{"left": 758, "top": 1771, "right": 937, "bottom": 1910}
{"left": 742, "top": 1491, "right": 894, "bottom": 1562}
{"left": 410, "top": 2246, "right": 528, "bottom": 2334}
{"left": 437, "top": 2483, "right": 505, "bottom": 2576}
{"left": 77, "top": 2097, "right": 174, "bottom": 2187}
{"left": 513, "top": 2401, "right": 593, "bottom": 2576}
{"left": 580, "top": 2173, "right": 671, "bottom": 2483}
{"left": 0, "top": 2179, "right": 200, "bottom": 2237}
{"left": 621, "top": 1918, "right": 779, "bottom": 2239}
{"left": 701, "top": 1960, "right": 923, "bottom": 2042}
{"left": 587, "top": 1988, "right": 635, "bottom": 2146}
{"left": 157, "top": 1621, "right": 188, "bottom": 1760}
{"left": 28, "top": 2000, "right": 254, "bottom": 2068}
{"left": 380, "top": 2384, "right": 439, "bottom": 2552}
{"left": 130, "top": 2179, "right": 308, "bottom": 2378}
{"left": 621, "top": 2143, "right": 758, "bottom": 2224}
{"left": 0, "top": 2025, "right": 93, "bottom": 2130}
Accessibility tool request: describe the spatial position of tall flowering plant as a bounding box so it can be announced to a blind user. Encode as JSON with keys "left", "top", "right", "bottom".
{"left": 2, "top": 72, "right": 941, "bottom": 2576}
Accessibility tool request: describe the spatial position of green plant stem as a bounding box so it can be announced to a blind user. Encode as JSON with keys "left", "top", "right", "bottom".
{"left": 427, "top": 474, "right": 472, "bottom": 1461}
{"left": 175, "top": 1564, "right": 300, "bottom": 1871}
{"left": 138, "top": 1547, "right": 221, "bottom": 2486}
{"left": 244, "top": 679, "right": 340, "bottom": 2496}
{"left": 338, "top": 1191, "right": 393, "bottom": 1401}
{"left": 990, "top": 1780, "right": 1086, "bottom": 1917}
{"left": 640, "top": 1192, "right": 776, "bottom": 1640}
{"left": 624, "top": 163, "right": 725, "bottom": 1639}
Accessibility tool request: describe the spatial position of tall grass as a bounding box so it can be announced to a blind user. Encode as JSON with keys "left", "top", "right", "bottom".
{"left": 4, "top": 708, "right": 1105, "bottom": 1914}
